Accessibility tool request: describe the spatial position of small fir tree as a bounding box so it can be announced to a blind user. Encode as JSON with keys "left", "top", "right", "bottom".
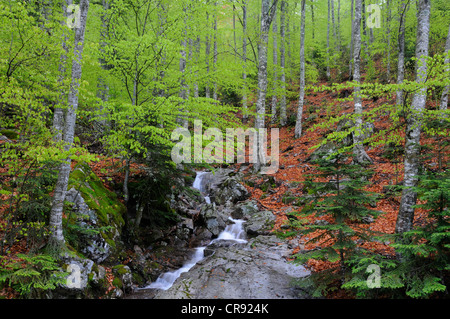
{"left": 289, "top": 150, "right": 380, "bottom": 297}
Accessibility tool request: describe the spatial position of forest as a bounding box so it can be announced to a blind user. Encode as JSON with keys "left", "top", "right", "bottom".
{"left": 0, "top": 0, "right": 449, "bottom": 302}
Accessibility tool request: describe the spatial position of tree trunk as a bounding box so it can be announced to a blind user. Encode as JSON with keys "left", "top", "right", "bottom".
{"left": 271, "top": 6, "right": 278, "bottom": 124}
{"left": 242, "top": 0, "right": 248, "bottom": 122}
{"left": 279, "top": 0, "right": 287, "bottom": 126}
{"left": 386, "top": 0, "right": 392, "bottom": 82}
{"left": 178, "top": 5, "right": 188, "bottom": 128}
{"left": 205, "top": 12, "right": 210, "bottom": 99}
{"left": 96, "top": 0, "right": 110, "bottom": 130}
{"left": 213, "top": 2, "right": 218, "bottom": 101}
{"left": 362, "top": 0, "right": 367, "bottom": 56}
{"left": 440, "top": 24, "right": 450, "bottom": 113}
{"left": 396, "top": 0, "right": 408, "bottom": 106}
{"left": 396, "top": 0, "right": 430, "bottom": 235}
{"left": 53, "top": 0, "right": 72, "bottom": 142}
{"left": 294, "top": 0, "right": 306, "bottom": 138}
{"left": 49, "top": 0, "right": 89, "bottom": 253}
{"left": 352, "top": 0, "right": 372, "bottom": 165}
{"left": 254, "top": 0, "right": 277, "bottom": 172}
{"left": 349, "top": 0, "right": 354, "bottom": 80}
{"left": 326, "top": 0, "right": 331, "bottom": 80}
{"left": 311, "top": 0, "right": 315, "bottom": 40}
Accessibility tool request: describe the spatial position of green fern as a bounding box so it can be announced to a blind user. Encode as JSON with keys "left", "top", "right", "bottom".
{"left": 0, "top": 254, "right": 67, "bottom": 297}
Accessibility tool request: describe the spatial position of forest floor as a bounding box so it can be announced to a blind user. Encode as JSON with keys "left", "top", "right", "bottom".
{"left": 0, "top": 80, "right": 447, "bottom": 299}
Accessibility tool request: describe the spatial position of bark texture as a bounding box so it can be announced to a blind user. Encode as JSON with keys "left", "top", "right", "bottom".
{"left": 396, "top": 0, "right": 430, "bottom": 235}
{"left": 352, "top": 0, "right": 372, "bottom": 164}
{"left": 254, "top": 0, "right": 277, "bottom": 172}
{"left": 279, "top": 0, "right": 287, "bottom": 126}
{"left": 396, "top": 0, "right": 408, "bottom": 106}
{"left": 49, "top": 0, "right": 90, "bottom": 252}
{"left": 440, "top": 24, "right": 450, "bottom": 113}
{"left": 294, "top": 0, "right": 306, "bottom": 138}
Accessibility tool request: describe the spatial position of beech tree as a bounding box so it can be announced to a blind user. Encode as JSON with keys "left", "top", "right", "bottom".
{"left": 440, "top": 23, "right": 450, "bottom": 113}
{"left": 49, "top": 0, "right": 90, "bottom": 252}
{"left": 294, "top": 0, "right": 306, "bottom": 139}
{"left": 396, "top": 0, "right": 409, "bottom": 106}
{"left": 352, "top": 0, "right": 372, "bottom": 164}
{"left": 254, "top": 0, "right": 277, "bottom": 172}
{"left": 396, "top": 0, "right": 431, "bottom": 235}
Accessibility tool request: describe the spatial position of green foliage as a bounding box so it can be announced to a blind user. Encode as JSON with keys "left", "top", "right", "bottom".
{"left": 0, "top": 253, "right": 66, "bottom": 298}
{"left": 289, "top": 149, "right": 381, "bottom": 296}
{"left": 0, "top": 159, "right": 59, "bottom": 255}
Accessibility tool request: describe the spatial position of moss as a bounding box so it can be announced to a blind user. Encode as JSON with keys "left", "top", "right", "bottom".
{"left": 68, "top": 164, "right": 126, "bottom": 229}
{"left": 66, "top": 164, "right": 127, "bottom": 259}
{"left": 112, "top": 277, "right": 123, "bottom": 289}
{"left": 132, "top": 273, "right": 144, "bottom": 286}
{"left": 0, "top": 129, "right": 19, "bottom": 139}
{"left": 112, "top": 264, "right": 128, "bottom": 276}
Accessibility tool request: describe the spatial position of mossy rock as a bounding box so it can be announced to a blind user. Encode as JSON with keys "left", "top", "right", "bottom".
{"left": 67, "top": 163, "right": 126, "bottom": 258}
{"left": 69, "top": 164, "right": 125, "bottom": 228}
{"left": 0, "top": 129, "right": 19, "bottom": 139}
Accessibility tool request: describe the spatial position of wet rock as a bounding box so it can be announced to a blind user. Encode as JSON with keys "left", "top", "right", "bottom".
{"left": 244, "top": 210, "right": 276, "bottom": 236}
{"left": 65, "top": 187, "right": 111, "bottom": 263}
{"left": 112, "top": 265, "right": 133, "bottom": 294}
{"left": 150, "top": 235, "right": 310, "bottom": 299}
{"left": 198, "top": 204, "right": 228, "bottom": 237}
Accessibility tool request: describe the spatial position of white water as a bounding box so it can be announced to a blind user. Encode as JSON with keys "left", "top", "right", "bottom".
{"left": 145, "top": 247, "right": 206, "bottom": 290}
{"left": 142, "top": 171, "right": 246, "bottom": 290}
{"left": 212, "top": 217, "right": 247, "bottom": 244}
{"left": 192, "top": 171, "right": 211, "bottom": 204}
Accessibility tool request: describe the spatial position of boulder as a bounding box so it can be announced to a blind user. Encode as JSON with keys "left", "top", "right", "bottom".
{"left": 65, "top": 187, "right": 111, "bottom": 263}
{"left": 244, "top": 210, "right": 276, "bottom": 236}
{"left": 149, "top": 235, "right": 310, "bottom": 299}
{"left": 66, "top": 164, "right": 126, "bottom": 263}
{"left": 198, "top": 204, "right": 228, "bottom": 237}
{"left": 209, "top": 177, "right": 249, "bottom": 205}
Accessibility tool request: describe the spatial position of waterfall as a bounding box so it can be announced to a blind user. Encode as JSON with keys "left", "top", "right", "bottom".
{"left": 141, "top": 171, "right": 246, "bottom": 290}
{"left": 192, "top": 171, "right": 211, "bottom": 204}
{"left": 145, "top": 247, "right": 206, "bottom": 290}
{"left": 212, "top": 217, "right": 247, "bottom": 244}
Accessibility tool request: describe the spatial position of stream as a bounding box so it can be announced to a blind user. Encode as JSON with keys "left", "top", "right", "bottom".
{"left": 128, "top": 169, "right": 311, "bottom": 299}
{"left": 140, "top": 172, "right": 247, "bottom": 291}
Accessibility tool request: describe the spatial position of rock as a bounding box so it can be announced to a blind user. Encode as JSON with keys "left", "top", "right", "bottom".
{"left": 231, "top": 200, "right": 259, "bottom": 219}
{"left": 307, "top": 141, "right": 337, "bottom": 162}
{"left": 198, "top": 204, "right": 228, "bottom": 237}
{"left": 65, "top": 188, "right": 111, "bottom": 263}
{"left": 112, "top": 265, "right": 133, "bottom": 294}
{"left": 207, "top": 170, "right": 249, "bottom": 205}
{"left": 244, "top": 210, "right": 276, "bottom": 236}
{"left": 66, "top": 164, "right": 126, "bottom": 264}
{"left": 149, "top": 235, "right": 310, "bottom": 299}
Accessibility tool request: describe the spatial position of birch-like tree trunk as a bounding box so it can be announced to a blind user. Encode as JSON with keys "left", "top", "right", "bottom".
{"left": 396, "top": 0, "right": 408, "bottom": 106}
{"left": 271, "top": 7, "right": 278, "bottom": 124}
{"left": 440, "top": 24, "right": 450, "bottom": 113}
{"left": 205, "top": 11, "right": 211, "bottom": 99}
{"left": 49, "top": 0, "right": 89, "bottom": 252}
{"left": 53, "top": 0, "right": 72, "bottom": 142}
{"left": 254, "top": 0, "right": 277, "bottom": 172}
{"left": 96, "top": 0, "right": 110, "bottom": 130}
{"left": 349, "top": 0, "right": 354, "bottom": 79}
{"left": 311, "top": 0, "right": 315, "bottom": 40}
{"left": 294, "top": 0, "right": 306, "bottom": 139}
{"left": 213, "top": 2, "right": 218, "bottom": 101}
{"left": 242, "top": 0, "right": 248, "bottom": 122}
{"left": 396, "top": 0, "right": 431, "bottom": 235}
{"left": 326, "top": 0, "right": 331, "bottom": 80}
{"left": 279, "top": 0, "right": 287, "bottom": 126}
{"left": 178, "top": 5, "right": 189, "bottom": 128}
{"left": 386, "top": 0, "right": 392, "bottom": 82}
{"left": 361, "top": 0, "right": 368, "bottom": 56}
{"left": 352, "top": 0, "right": 372, "bottom": 165}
